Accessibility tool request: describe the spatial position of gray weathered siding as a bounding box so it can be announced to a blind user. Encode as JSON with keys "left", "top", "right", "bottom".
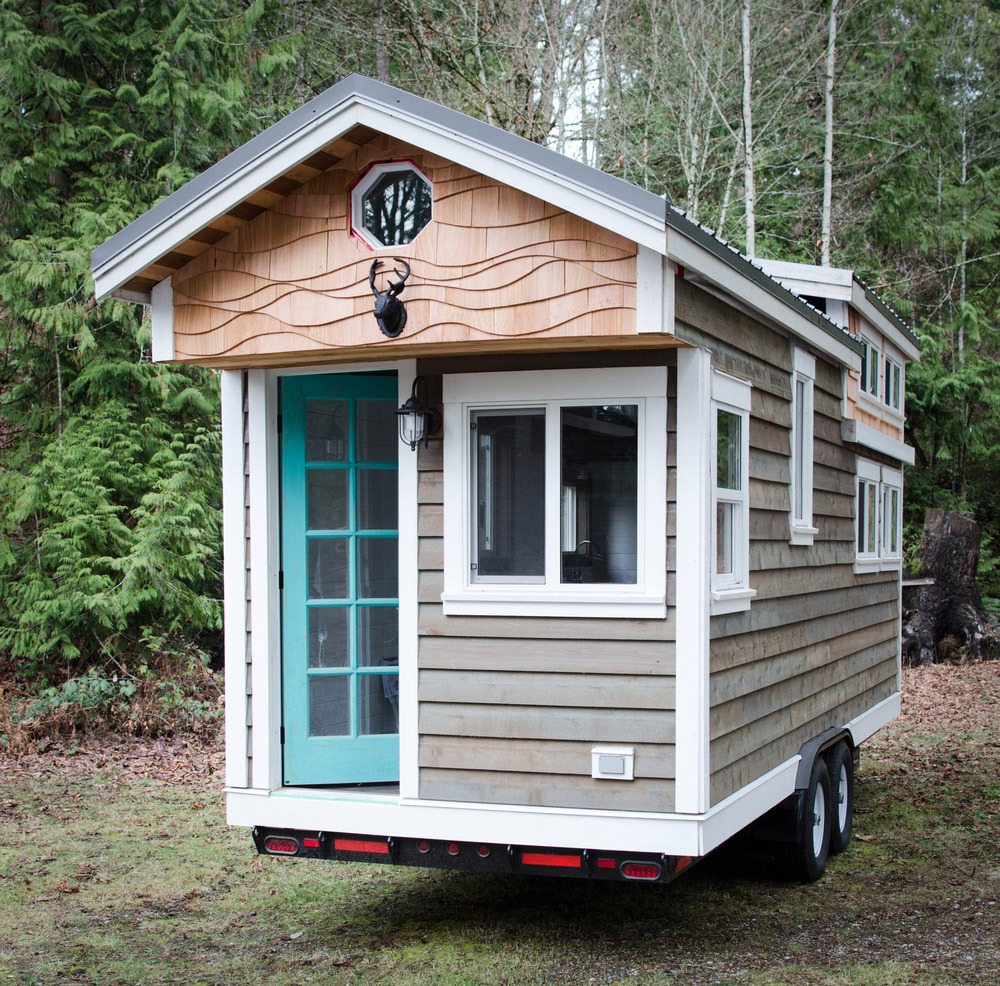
{"left": 413, "top": 354, "right": 679, "bottom": 812}
{"left": 674, "top": 279, "right": 900, "bottom": 806}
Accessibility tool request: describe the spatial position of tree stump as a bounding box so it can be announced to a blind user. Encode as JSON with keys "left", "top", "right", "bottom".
{"left": 902, "top": 510, "right": 999, "bottom": 665}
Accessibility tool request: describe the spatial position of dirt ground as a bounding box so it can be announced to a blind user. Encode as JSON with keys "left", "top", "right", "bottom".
{"left": 1, "top": 661, "right": 998, "bottom": 986}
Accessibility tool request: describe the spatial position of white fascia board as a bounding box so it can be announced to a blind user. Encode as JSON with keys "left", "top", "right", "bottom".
{"left": 95, "top": 91, "right": 668, "bottom": 301}
{"left": 226, "top": 752, "right": 801, "bottom": 858}
{"left": 353, "top": 101, "right": 667, "bottom": 254}
{"left": 842, "top": 419, "right": 916, "bottom": 465}
{"left": 93, "top": 103, "right": 361, "bottom": 300}
{"left": 753, "top": 258, "right": 853, "bottom": 300}
{"left": 847, "top": 692, "right": 901, "bottom": 746}
{"left": 851, "top": 282, "right": 921, "bottom": 361}
{"left": 669, "top": 235, "right": 861, "bottom": 369}
{"left": 150, "top": 276, "right": 175, "bottom": 362}
{"left": 228, "top": 788, "right": 702, "bottom": 855}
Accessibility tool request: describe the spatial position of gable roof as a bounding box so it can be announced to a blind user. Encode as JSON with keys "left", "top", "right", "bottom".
{"left": 92, "top": 73, "right": 881, "bottom": 363}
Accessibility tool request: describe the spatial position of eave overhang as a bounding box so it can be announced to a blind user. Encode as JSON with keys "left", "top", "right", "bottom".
{"left": 92, "top": 73, "right": 866, "bottom": 367}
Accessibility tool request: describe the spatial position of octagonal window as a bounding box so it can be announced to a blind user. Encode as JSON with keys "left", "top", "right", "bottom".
{"left": 351, "top": 162, "right": 432, "bottom": 250}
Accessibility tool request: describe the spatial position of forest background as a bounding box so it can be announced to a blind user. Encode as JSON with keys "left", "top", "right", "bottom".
{"left": 1, "top": 0, "right": 997, "bottom": 737}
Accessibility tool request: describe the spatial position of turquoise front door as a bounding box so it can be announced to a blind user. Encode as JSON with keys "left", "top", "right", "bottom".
{"left": 280, "top": 373, "right": 399, "bottom": 786}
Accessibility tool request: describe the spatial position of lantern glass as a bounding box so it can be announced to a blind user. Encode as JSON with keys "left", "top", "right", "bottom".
{"left": 398, "top": 406, "right": 426, "bottom": 450}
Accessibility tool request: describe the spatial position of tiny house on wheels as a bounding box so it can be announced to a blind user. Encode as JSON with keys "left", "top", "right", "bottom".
{"left": 93, "top": 75, "right": 920, "bottom": 884}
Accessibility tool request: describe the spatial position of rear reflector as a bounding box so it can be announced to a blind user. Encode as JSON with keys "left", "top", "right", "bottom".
{"left": 621, "top": 861, "right": 662, "bottom": 881}
{"left": 522, "top": 852, "right": 582, "bottom": 869}
{"left": 302, "top": 837, "right": 321, "bottom": 849}
{"left": 263, "top": 836, "right": 299, "bottom": 855}
{"left": 334, "top": 838, "right": 390, "bottom": 855}
{"left": 596, "top": 857, "right": 617, "bottom": 870}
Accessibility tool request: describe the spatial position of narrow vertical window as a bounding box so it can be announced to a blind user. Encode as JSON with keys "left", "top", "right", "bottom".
{"left": 860, "top": 340, "right": 880, "bottom": 398}
{"left": 711, "top": 371, "right": 754, "bottom": 613}
{"left": 790, "top": 349, "right": 817, "bottom": 543}
{"left": 884, "top": 356, "right": 902, "bottom": 411}
{"left": 882, "top": 481, "right": 901, "bottom": 559}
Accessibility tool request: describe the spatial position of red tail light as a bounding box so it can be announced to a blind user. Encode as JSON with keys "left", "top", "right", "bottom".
{"left": 263, "top": 836, "right": 299, "bottom": 855}
{"left": 522, "top": 852, "right": 582, "bottom": 869}
{"left": 333, "top": 838, "right": 390, "bottom": 855}
{"left": 621, "top": 861, "right": 661, "bottom": 881}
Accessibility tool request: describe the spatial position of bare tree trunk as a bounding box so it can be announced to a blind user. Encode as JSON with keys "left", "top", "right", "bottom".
{"left": 741, "top": 0, "right": 756, "bottom": 257}
{"left": 903, "top": 510, "right": 999, "bottom": 665}
{"left": 820, "top": 0, "right": 837, "bottom": 266}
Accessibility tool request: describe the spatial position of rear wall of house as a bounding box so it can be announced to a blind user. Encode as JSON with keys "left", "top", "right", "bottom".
{"left": 674, "top": 279, "right": 900, "bottom": 806}
{"left": 412, "top": 351, "right": 679, "bottom": 813}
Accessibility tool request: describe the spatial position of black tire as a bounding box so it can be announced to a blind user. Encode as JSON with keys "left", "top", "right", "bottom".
{"left": 825, "top": 741, "right": 854, "bottom": 855}
{"left": 786, "top": 756, "right": 831, "bottom": 883}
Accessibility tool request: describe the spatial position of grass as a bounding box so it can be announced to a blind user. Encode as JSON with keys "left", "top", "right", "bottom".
{"left": 1, "top": 673, "right": 998, "bottom": 985}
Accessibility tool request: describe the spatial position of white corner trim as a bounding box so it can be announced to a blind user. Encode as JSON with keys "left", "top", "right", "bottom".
{"left": 842, "top": 419, "right": 915, "bottom": 465}
{"left": 247, "top": 370, "right": 282, "bottom": 791}
{"left": 674, "top": 348, "right": 712, "bottom": 814}
{"left": 150, "top": 276, "right": 174, "bottom": 362}
{"left": 636, "top": 246, "right": 673, "bottom": 334}
{"left": 221, "top": 370, "right": 248, "bottom": 789}
{"left": 395, "top": 360, "right": 420, "bottom": 800}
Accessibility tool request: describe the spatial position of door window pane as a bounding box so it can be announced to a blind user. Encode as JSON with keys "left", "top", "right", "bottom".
{"left": 358, "top": 605, "right": 398, "bottom": 668}
{"left": 307, "top": 538, "right": 348, "bottom": 599}
{"left": 473, "top": 410, "right": 545, "bottom": 580}
{"left": 358, "top": 469, "right": 397, "bottom": 531}
{"left": 356, "top": 399, "right": 398, "bottom": 462}
{"left": 306, "top": 401, "right": 348, "bottom": 461}
{"left": 308, "top": 608, "right": 349, "bottom": 668}
{"left": 358, "top": 673, "right": 399, "bottom": 735}
{"left": 358, "top": 536, "right": 398, "bottom": 599}
{"left": 307, "top": 469, "right": 348, "bottom": 530}
{"left": 309, "top": 676, "right": 350, "bottom": 736}
{"left": 560, "top": 405, "right": 637, "bottom": 584}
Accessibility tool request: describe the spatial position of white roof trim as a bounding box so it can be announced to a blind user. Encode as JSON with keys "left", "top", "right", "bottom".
{"left": 842, "top": 419, "right": 915, "bottom": 465}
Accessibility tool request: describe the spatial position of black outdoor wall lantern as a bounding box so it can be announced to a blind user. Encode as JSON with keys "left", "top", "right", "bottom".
{"left": 369, "top": 258, "right": 411, "bottom": 338}
{"left": 397, "top": 376, "right": 441, "bottom": 451}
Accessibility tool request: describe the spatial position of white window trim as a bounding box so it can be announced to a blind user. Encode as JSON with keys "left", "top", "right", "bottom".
{"left": 350, "top": 160, "right": 432, "bottom": 251}
{"left": 711, "top": 371, "right": 756, "bottom": 615}
{"left": 442, "top": 367, "right": 668, "bottom": 618}
{"left": 790, "top": 348, "right": 818, "bottom": 546}
{"left": 855, "top": 458, "right": 903, "bottom": 573}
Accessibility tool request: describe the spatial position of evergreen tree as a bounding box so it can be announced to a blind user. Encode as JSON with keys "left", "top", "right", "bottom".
{"left": 0, "top": 0, "right": 296, "bottom": 691}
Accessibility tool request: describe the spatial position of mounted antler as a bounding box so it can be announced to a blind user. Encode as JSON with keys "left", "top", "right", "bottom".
{"left": 369, "top": 258, "right": 411, "bottom": 338}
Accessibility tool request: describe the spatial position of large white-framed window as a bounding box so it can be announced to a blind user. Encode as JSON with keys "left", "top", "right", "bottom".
{"left": 442, "top": 367, "right": 668, "bottom": 618}
{"left": 711, "top": 370, "right": 755, "bottom": 615}
{"left": 856, "top": 458, "right": 902, "bottom": 571}
{"left": 790, "top": 348, "right": 818, "bottom": 545}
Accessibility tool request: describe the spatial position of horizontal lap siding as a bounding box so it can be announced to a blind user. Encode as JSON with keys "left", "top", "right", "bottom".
{"left": 675, "top": 281, "right": 901, "bottom": 806}
{"left": 414, "top": 358, "right": 678, "bottom": 812}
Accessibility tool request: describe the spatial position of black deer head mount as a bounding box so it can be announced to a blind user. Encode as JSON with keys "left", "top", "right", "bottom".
{"left": 369, "top": 258, "right": 411, "bottom": 338}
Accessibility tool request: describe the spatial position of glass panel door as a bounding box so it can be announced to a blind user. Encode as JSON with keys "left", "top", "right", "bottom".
{"left": 281, "top": 373, "right": 399, "bottom": 786}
